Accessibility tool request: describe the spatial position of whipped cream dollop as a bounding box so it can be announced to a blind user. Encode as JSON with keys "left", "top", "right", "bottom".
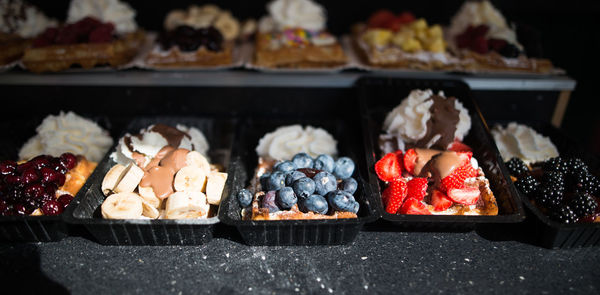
{"left": 0, "top": 0, "right": 57, "bottom": 38}
{"left": 491, "top": 122, "right": 559, "bottom": 164}
{"left": 259, "top": 0, "right": 326, "bottom": 32}
{"left": 19, "top": 111, "right": 113, "bottom": 162}
{"left": 382, "top": 89, "right": 471, "bottom": 151}
{"left": 448, "top": 0, "right": 521, "bottom": 49}
{"left": 110, "top": 123, "right": 209, "bottom": 167}
{"left": 67, "top": 0, "right": 137, "bottom": 34}
{"left": 256, "top": 125, "right": 337, "bottom": 160}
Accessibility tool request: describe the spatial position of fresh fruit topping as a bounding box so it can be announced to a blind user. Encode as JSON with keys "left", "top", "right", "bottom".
{"left": 541, "top": 171, "right": 566, "bottom": 196}
{"left": 543, "top": 157, "right": 568, "bottom": 175}
{"left": 399, "top": 197, "right": 430, "bottom": 215}
{"left": 440, "top": 163, "right": 477, "bottom": 192}
{"left": 300, "top": 194, "right": 328, "bottom": 214}
{"left": 565, "top": 157, "right": 589, "bottom": 176}
{"left": 313, "top": 171, "right": 337, "bottom": 196}
{"left": 292, "top": 153, "right": 314, "bottom": 169}
{"left": 375, "top": 152, "right": 402, "bottom": 182}
{"left": 285, "top": 170, "right": 306, "bottom": 186}
{"left": 340, "top": 178, "right": 358, "bottom": 194}
{"left": 487, "top": 38, "right": 508, "bottom": 52}
{"left": 326, "top": 190, "right": 359, "bottom": 214}
{"left": 572, "top": 170, "right": 599, "bottom": 195}
{"left": 24, "top": 183, "right": 44, "bottom": 200}
{"left": 313, "top": 154, "right": 335, "bottom": 173}
{"left": 384, "top": 180, "right": 407, "bottom": 214}
{"left": 158, "top": 25, "right": 224, "bottom": 52}
{"left": 57, "top": 194, "right": 74, "bottom": 209}
{"left": 569, "top": 193, "right": 598, "bottom": 219}
{"left": 41, "top": 199, "right": 63, "bottom": 216}
{"left": 274, "top": 160, "right": 297, "bottom": 173}
{"left": 367, "top": 10, "right": 396, "bottom": 29}
{"left": 21, "top": 168, "right": 39, "bottom": 185}
{"left": 292, "top": 177, "right": 316, "bottom": 199}
{"left": 266, "top": 171, "right": 286, "bottom": 191}
{"left": 448, "top": 141, "right": 472, "bottom": 153}
{"left": 431, "top": 190, "right": 453, "bottom": 211}
{"left": 406, "top": 177, "right": 428, "bottom": 201}
{"left": 550, "top": 206, "right": 577, "bottom": 223}
{"left": 0, "top": 160, "right": 17, "bottom": 175}
{"left": 505, "top": 157, "right": 529, "bottom": 177}
{"left": 403, "top": 149, "right": 417, "bottom": 174}
{"left": 514, "top": 175, "right": 539, "bottom": 196}
{"left": 276, "top": 187, "right": 297, "bottom": 210}
{"left": 447, "top": 187, "right": 480, "bottom": 205}
{"left": 262, "top": 191, "right": 280, "bottom": 213}
{"left": 237, "top": 189, "right": 253, "bottom": 208}
{"left": 333, "top": 157, "right": 355, "bottom": 180}
{"left": 88, "top": 23, "right": 115, "bottom": 43}
{"left": 259, "top": 172, "right": 271, "bottom": 190}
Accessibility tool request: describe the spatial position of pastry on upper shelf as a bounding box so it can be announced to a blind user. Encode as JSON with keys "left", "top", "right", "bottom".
{"left": 236, "top": 125, "right": 360, "bottom": 221}
{"left": 446, "top": 0, "right": 553, "bottom": 73}
{"left": 144, "top": 4, "right": 243, "bottom": 68}
{"left": 352, "top": 10, "right": 459, "bottom": 70}
{"left": 253, "top": 0, "right": 347, "bottom": 68}
{"left": 0, "top": 0, "right": 57, "bottom": 65}
{"left": 21, "top": 0, "right": 146, "bottom": 73}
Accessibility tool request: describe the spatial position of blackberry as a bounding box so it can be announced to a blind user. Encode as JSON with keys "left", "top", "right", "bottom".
{"left": 569, "top": 193, "right": 598, "bottom": 218}
{"left": 565, "top": 157, "right": 589, "bottom": 176}
{"left": 541, "top": 171, "right": 565, "bottom": 195}
{"left": 535, "top": 187, "right": 563, "bottom": 209}
{"left": 514, "top": 175, "right": 539, "bottom": 196}
{"left": 543, "top": 157, "right": 568, "bottom": 174}
{"left": 505, "top": 157, "right": 529, "bottom": 177}
{"left": 572, "top": 170, "right": 599, "bottom": 195}
{"left": 550, "top": 206, "right": 578, "bottom": 223}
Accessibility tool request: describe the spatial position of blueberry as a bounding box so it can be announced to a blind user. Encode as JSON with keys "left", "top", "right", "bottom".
{"left": 313, "top": 154, "right": 335, "bottom": 173}
{"left": 300, "top": 194, "right": 328, "bottom": 214}
{"left": 326, "top": 190, "right": 359, "bottom": 213}
{"left": 262, "top": 191, "right": 279, "bottom": 213}
{"left": 292, "top": 177, "right": 316, "bottom": 199}
{"left": 276, "top": 187, "right": 297, "bottom": 209}
{"left": 292, "top": 153, "right": 314, "bottom": 169}
{"left": 274, "top": 160, "right": 297, "bottom": 173}
{"left": 340, "top": 178, "right": 358, "bottom": 194}
{"left": 267, "top": 171, "right": 286, "bottom": 191}
{"left": 285, "top": 170, "right": 306, "bottom": 186}
{"left": 313, "top": 171, "right": 337, "bottom": 195}
{"left": 333, "top": 157, "right": 355, "bottom": 180}
{"left": 237, "top": 189, "right": 253, "bottom": 208}
{"left": 259, "top": 172, "right": 271, "bottom": 190}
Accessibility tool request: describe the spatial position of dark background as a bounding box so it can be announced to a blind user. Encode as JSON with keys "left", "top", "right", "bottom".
{"left": 24, "top": 0, "right": 600, "bottom": 155}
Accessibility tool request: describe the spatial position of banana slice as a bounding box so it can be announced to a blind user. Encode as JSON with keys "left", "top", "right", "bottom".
{"left": 140, "top": 199, "right": 160, "bottom": 219}
{"left": 206, "top": 172, "right": 228, "bottom": 205}
{"left": 165, "top": 191, "right": 208, "bottom": 219}
{"left": 174, "top": 166, "right": 207, "bottom": 193}
{"left": 101, "top": 164, "right": 126, "bottom": 196}
{"left": 185, "top": 151, "right": 211, "bottom": 176}
{"left": 101, "top": 192, "right": 143, "bottom": 219}
{"left": 113, "top": 163, "right": 145, "bottom": 194}
{"left": 138, "top": 186, "right": 161, "bottom": 208}
{"left": 214, "top": 12, "right": 240, "bottom": 40}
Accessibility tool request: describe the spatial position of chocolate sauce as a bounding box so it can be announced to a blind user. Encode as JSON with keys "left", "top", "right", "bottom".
{"left": 149, "top": 124, "right": 190, "bottom": 149}
{"left": 139, "top": 146, "right": 189, "bottom": 200}
{"left": 413, "top": 95, "right": 460, "bottom": 150}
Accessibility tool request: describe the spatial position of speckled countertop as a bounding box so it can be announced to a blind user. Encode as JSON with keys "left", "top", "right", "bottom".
{"left": 1, "top": 223, "right": 598, "bottom": 294}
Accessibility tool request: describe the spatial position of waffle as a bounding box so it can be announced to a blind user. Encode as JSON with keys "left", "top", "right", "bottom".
{"left": 0, "top": 33, "right": 30, "bottom": 65}
{"left": 57, "top": 156, "right": 97, "bottom": 197}
{"left": 254, "top": 32, "right": 347, "bottom": 68}
{"left": 144, "top": 41, "right": 234, "bottom": 68}
{"left": 454, "top": 49, "right": 554, "bottom": 74}
{"left": 22, "top": 30, "right": 146, "bottom": 73}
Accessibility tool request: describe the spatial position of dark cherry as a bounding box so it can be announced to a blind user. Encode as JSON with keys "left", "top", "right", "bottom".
{"left": 14, "top": 203, "right": 28, "bottom": 215}
{"left": 50, "top": 159, "right": 68, "bottom": 174}
{"left": 40, "top": 191, "right": 55, "bottom": 205}
{"left": 0, "top": 160, "right": 17, "bottom": 175}
{"left": 24, "top": 183, "right": 45, "bottom": 200}
{"left": 57, "top": 194, "right": 74, "bottom": 209}
{"left": 0, "top": 200, "right": 8, "bottom": 214}
{"left": 4, "top": 175, "right": 22, "bottom": 186}
{"left": 21, "top": 168, "right": 39, "bottom": 185}
{"left": 41, "top": 167, "right": 61, "bottom": 184}
{"left": 16, "top": 162, "right": 34, "bottom": 174}
{"left": 30, "top": 155, "right": 51, "bottom": 170}
{"left": 41, "top": 200, "right": 63, "bottom": 216}
{"left": 59, "top": 153, "right": 78, "bottom": 170}
{"left": 5, "top": 188, "right": 22, "bottom": 204}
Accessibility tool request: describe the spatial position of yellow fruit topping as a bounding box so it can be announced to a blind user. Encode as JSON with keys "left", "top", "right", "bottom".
{"left": 401, "top": 38, "right": 422, "bottom": 52}
{"left": 369, "top": 18, "right": 446, "bottom": 53}
{"left": 362, "top": 29, "right": 393, "bottom": 47}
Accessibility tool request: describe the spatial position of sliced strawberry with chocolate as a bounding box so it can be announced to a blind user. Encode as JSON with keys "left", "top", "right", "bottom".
{"left": 406, "top": 177, "right": 428, "bottom": 201}
{"left": 440, "top": 163, "right": 477, "bottom": 192}
{"left": 403, "top": 149, "right": 417, "bottom": 175}
{"left": 431, "top": 190, "right": 453, "bottom": 211}
{"left": 448, "top": 141, "right": 472, "bottom": 153}
{"left": 399, "top": 197, "right": 430, "bottom": 215}
{"left": 384, "top": 180, "right": 407, "bottom": 214}
{"left": 375, "top": 152, "right": 402, "bottom": 182}
{"left": 447, "top": 187, "right": 480, "bottom": 205}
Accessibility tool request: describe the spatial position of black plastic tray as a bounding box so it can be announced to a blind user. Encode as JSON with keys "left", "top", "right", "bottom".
{"left": 218, "top": 117, "right": 380, "bottom": 246}
{"left": 491, "top": 120, "right": 600, "bottom": 248}
{"left": 357, "top": 77, "right": 525, "bottom": 230}
{"left": 63, "top": 116, "right": 235, "bottom": 245}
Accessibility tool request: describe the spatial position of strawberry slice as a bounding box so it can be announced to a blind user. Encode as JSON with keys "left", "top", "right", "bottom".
{"left": 384, "top": 180, "right": 407, "bottom": 214}
{"left": 375, "top": 153, "right": 402, "bottom": 182}
{"left": 406, "top": 177, "right": 428, "bottom": 201}
{"left": 431, "top": 190, "right": 453, "bottom": 211}
{"left": 403, "top": 149, "right": 417, "bottom": 175}
{"left": 381, "top": 184, "right": 391, "bottom": 205}
{"left": 367, "top": 10, "right": 396, "bottom": 28}
{"left": 399, "top": 197, "right": 430, "bottom": 215}
{"left": 447, "top": 187, "right": 480, "bottom": 205}
{"left": 440, "top": 156, "right": 477, "bottom": 192}
{"left": 448, "top": 140, "right": 472, "bottom": 153}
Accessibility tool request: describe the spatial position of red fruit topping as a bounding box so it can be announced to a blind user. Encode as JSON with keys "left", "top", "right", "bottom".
{"left": 471, "top": 35, "right": 489, "bottom": 54}
{"left": 403, "top": 149, "right": 418, "bottom": 175}
{"left": 381, "top": 184, "right": 391, "bottom": 205}
{"left": 397, "top": 12, "right": 416, "bottom": 23}
{"left": 441, "top": 162, "right": 477, "bottom": 192}
{"left": 40, "top": 167, "right": 65, "bottom": 185}
{"left": 21, "top": 168, "right": 39, "bottom": 185}
{"left": 55, "top": 25, "right": 79, "bottom": 45}
{"left": 384, "top": 12, "right": 416, "bottom": 31}
{"left": 89, "top": 23, "right": 115, "bottom": 43}
{"left": 30, "top": 155, "right": 51, "bottom": 170}
{"left": 24, "top": 183, "right": 44, "bottom": 200}
{"left": 384, "top": 180, "right": 408, "bottom": 214}
{"left": 4, "top": 175, "right": 21, "bottom": 186}
{"left": 447, "top": 187, "right": 480, "bottom": 205}
{"left": 14, "top": 203, "right": 29, "bottom": 215}
{"left": 57, "top": 194, "right": 74, "bottom": 209}
{"left": 448, "top": 141, "right": 472, "bottom": 153}
{"left": 471, "top": 25, "right": 490, "bottom": 37}
{"left": 406, "top": 177, "right": 428, "bottom": 201}
{"left": 487, "top": 38, "right": 508, "bottom": 52}
{"left": 42, "top": 200, "right": 63, "bottom": 216}
{"left": 73, "top": 16, "right": 103, "bottom": 36}
{"left": 375, "top": 153, "right": 402, "bottom": 182}
{"left": 399, "top": 197, "right": 430, "bottom": 215}
{"left": 367, "top": 10, "right": 396, "bottom": 28}
{"left": 32, "top": 27, "right": 59, "bottom": 48}
{"left": 0, "top": 160, "right": 17, "bottom": 175}
{"left": 431, "top": 190, "right": 453, "bottom": 211}
{"left": 16, "top": 161, "right": 33, "bottom": 174}
{"left": 60, "top": 153, "right": 78, "bottom": 170}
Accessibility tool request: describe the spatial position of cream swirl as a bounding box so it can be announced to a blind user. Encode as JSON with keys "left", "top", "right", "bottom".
{"left": 383, "top": 89, "right": 435, "bottom": 145}
{"left": 67, "top": 0, "right": 137, "bottom": 34}
{"left": 0, "top": 0, "right": 57, "bottom": 38}
{"left": 266, "top": 0, "right": 326, "bottom": 31}
{"left": 18, "top": 111, "right": 113, "bottom": 162}
{"left": 256, "top": 125, "right": 337, "bottom": 160}
{"left": 491, "top": 122, "right": 558, "bottom": 164}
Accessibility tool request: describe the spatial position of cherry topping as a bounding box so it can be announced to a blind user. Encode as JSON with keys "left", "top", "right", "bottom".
{"left": 29, "top": 155, "right": 51, "bottom": 170}
{"left": 57, "top": 194, "right": 74, "bottom": 209}
{"left": 41, "top": 167, "right": 61, "bottom": 184}
{"left": 4, "top": 175, "right": 22, "bottom": 186}
{"left": 14, "top": 203, "right": 28, "bottom": 215}
{"left": 41, "top": 200, "right": 63, "bottom": 216}
{"left": 59, "top": 153, "right": 78, "bottom": 170}
{"left": 0, "top": 160, "right": 17, "bottom": 175}
{"left": 16, "top": 162, "right": 34, "bottom": 174}
{"left": 21, "top": 168, "right": 39, "bottom": 185}
{"left": 24, "top": 183, "right": 45, "bottom": 200}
